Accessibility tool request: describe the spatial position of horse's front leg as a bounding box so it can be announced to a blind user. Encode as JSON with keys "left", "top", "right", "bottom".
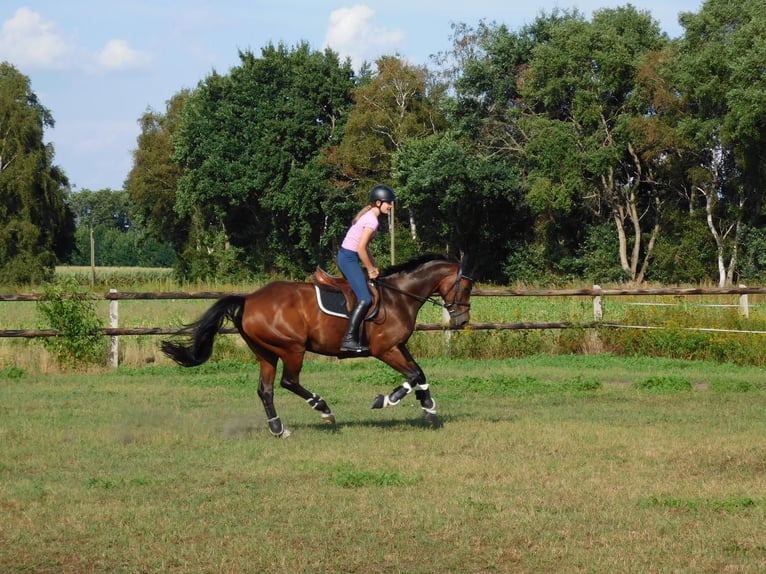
{"left": 371, "top": 344, "right": 437, "bottom": 424}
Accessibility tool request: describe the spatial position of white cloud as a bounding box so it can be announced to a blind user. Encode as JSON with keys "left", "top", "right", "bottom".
{"left": 0, "top": 7, "right": 152, "bottom": 74}
{"left": 95, "top": 39, "right": 153, "bottom": 72}
{"left": 0, "top": 7, "right": 73, "bottom": 69}
{"left": 324, "top": 4, "right": 404, "bottom": 70}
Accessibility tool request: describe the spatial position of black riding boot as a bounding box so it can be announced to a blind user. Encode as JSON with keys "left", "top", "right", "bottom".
{"left": 340, "top": 301, "right": 370, "bottom": 353}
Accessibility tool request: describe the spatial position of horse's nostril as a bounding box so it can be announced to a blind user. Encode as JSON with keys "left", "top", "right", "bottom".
{"left": 451, "top": 315, "right": 469, "bottom": 329}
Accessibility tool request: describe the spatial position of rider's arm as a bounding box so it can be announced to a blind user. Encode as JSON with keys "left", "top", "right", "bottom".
{"left": 357, "top": 227, "right": 379, "bottom": 279}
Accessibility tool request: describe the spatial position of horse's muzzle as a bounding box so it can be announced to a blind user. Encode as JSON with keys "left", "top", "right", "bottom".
{"left": 449, "top": 310, "right": 470, "bottom": 329}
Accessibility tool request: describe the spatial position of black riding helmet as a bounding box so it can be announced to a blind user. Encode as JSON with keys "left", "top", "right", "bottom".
{"left": 369, "top": 184, "right": 396, "bottom": 205}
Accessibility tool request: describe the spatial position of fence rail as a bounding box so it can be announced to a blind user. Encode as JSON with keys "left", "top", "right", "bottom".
{"left": 3, "top": 285, "right": 764, "bottom": 367}
{"left": 5, "top": 285, "right": 766, "bottom": 302}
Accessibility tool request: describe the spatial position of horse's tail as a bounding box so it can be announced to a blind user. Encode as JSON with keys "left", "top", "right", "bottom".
{"left": 161, "top": 295, "right": 245, "bottom": 367}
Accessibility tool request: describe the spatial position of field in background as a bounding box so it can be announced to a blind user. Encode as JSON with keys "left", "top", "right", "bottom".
{"left": 1, "top": 355, "right": 765, "bottom": 572}
{"left": 54, "top": 265, "right": 176, "bottom": 287}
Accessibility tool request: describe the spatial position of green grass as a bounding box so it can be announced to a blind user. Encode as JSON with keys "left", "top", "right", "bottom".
{"left": 2, "top": 355, "right": 765, "bottom": 573}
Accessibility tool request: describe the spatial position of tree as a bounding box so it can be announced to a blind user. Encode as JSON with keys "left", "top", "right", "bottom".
{"left": 441, "top": 14, "right": 589, "bottom": 281}
{"left": 125, "top": 90, "right": 189, "bottom": 253}
{"left": 0, "top": 62, "right": 75, "bottom": 283}
{"left": 68, "top": 188, "right": 132, "bottom": 232}
{"left": 173, "top": 42, "right": 356, "bottom": 277}
{"left": 336, "top": 56, "right": 448, "bottom": 185}
{"left": 518, "top": 7, "right": 670, "bottom": 283}
{"left": 446, "top": 14, "right": 575, "bottom": 155}
{"left": 333, "top": 55, "right": 449, "bottom": 256}
{"left": 66, "top": 188, "right": 175, "bottom": 267}
{"left": 393, "top": 132, "right": 525, "bottom": 281}
{"left": 663, "top": 0, "right": 766, "bottom": 285}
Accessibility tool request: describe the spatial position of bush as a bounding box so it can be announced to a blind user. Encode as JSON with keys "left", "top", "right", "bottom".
{"left": 633, "top": 376, "right": 692, "bottom": 393}
{"left": 504, "top": 242, "right": 562, "bottom": 285}
{"left": 647, "top": 215, "right": 714, "bottom": 283}
{"left": 596, "top": 305, "right": 766, "bottom": 366}
{"left": 579, "top": 222, "right": 630, "bottom": 284}
{"left": 36, "top": 276, "right": 106, "bottom": 368}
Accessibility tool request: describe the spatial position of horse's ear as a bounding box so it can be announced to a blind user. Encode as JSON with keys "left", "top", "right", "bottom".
{"left": 458, "top": 251, "right": 470, "bottom": 277}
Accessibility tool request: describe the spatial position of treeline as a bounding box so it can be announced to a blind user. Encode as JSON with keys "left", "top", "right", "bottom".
{"left": 2, "top": 0, "right": 765, "bottom": 286}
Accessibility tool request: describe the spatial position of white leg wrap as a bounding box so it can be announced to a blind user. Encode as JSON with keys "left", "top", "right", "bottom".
{"left": 268, "top": 416, "right": 290, "bottom": 438}
{"left": 386, "top": 382, "right": 412, "bottom": 406}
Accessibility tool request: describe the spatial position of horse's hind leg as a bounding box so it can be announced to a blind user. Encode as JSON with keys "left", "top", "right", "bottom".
{"left": 279, "top": 351, "right": 336, "bottom": 424}
{"left": 256, "top": 355, "right": 291, "bottom": 438}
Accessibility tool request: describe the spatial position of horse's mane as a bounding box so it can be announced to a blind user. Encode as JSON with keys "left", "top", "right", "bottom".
{"left": 380, "top": 253, "right": 456, "bottom": 277}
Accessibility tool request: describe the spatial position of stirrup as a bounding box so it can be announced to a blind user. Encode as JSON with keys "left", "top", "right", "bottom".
{"left": 340, "top": 338, "right": 369, "bottom": 353}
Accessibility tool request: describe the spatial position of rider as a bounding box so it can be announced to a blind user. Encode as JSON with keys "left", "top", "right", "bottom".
{"left": 337, "top": 184, "right": 396, "bottom": 353}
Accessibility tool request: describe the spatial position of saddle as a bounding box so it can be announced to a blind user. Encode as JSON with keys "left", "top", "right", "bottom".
{"left": 311, "top": 268, "right": 380, "bottom": 319}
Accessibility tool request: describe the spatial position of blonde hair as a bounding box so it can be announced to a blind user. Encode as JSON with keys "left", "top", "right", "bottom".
{"left": 352, "top": 205, "right": 373, "bottom": 224}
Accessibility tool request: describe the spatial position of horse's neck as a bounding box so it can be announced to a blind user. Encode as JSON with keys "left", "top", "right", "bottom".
{"left": 393, "top": 263, "right": 451, "bottom": 300}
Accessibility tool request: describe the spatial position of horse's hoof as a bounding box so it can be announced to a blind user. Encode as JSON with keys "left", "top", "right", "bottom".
{"left": 322, "top": 413, "right": 336, "bottom": 424}
{"left": 278, "top": 428, "right": 292, "bottom": 439}
{"left": 371, "top": 394, "right": 386, "bottom": 409}
{"left": 423, "top": 411, "right": 439, "bottom": 429}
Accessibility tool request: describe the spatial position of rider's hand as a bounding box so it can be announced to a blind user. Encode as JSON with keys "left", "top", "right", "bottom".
{"left": 369, "top": 267, "right": 379, "bottom": 279}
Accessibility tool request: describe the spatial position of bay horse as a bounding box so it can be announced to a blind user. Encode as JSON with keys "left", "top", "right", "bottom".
{"left": 161, "top": 254, "right": 473, "bottom": 437}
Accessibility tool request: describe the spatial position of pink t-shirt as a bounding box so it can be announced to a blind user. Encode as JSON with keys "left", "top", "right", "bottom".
{"left": 341, "top": 209, "right": 379, "bottom": 251}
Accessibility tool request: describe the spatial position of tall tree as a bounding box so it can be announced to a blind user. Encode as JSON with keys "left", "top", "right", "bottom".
{"left": 336, "top": 56, "right": 448, "bottom": 187}
{"left": 173, "top": 42, "right": 356, "bottom": 277}
{"left": 441, "top": 13, "right": 587, "bottom": 281}
{"left": 393, "top": 132, "right": 525, "bottom": 280}
{"left": 664, "top": 0, "right": 766, "bottom": 285}
{"left": 331, "top": 55, "right": 449, "bottom": 265}
{"left": 125, "top": 90, "right": 189, "bottom": 253}
{"left": 0, "top": 62, "right": 75, "bottom": 283}
{"left": 519, "top": 7, "right": 669, "bottom": 283}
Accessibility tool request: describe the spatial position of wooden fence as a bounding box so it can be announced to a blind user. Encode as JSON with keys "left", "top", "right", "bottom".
{"left": 2, "top": 285, "right": 765, "bottom": 367}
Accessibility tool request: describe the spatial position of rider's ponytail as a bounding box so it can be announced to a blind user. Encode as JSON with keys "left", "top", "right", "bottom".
{"left": 352, "top": 205, "right": 373, "bottom": 224}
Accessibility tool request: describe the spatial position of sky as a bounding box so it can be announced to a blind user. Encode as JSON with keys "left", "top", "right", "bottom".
{"left": 1, "top": 0, "right": 703, "bottom": 193}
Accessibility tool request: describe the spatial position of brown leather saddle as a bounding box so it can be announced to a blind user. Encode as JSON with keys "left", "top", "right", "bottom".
{"left": 311, "top": 268, "right": 380, "bottom": 319}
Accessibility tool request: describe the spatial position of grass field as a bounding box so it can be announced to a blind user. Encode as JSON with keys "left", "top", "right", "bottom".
{"left": 2, "top": 355, "right": 765, "bottom": 573}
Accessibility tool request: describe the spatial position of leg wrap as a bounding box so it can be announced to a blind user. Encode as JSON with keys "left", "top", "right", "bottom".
{"left": 372, "top": 382, "right": 413, "bottom": 409}
{"left": 268, "top": 416, "right": 286, "bottom": 437}
{"left": 414, "top": 384, "right": 436, "bottom": 412}
{"left": 388, "top": 382, "right": 413, "bottom": 405}
{"left": 415, "top": 385, "right": 436, "bottom": 416}
{"left": 306, "top": 393, "right": 331, "bottom": 415}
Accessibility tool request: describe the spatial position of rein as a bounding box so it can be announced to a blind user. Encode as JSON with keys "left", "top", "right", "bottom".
{"left": 375, "top": 280, "right": 442, "bottom": 307}
{"left": 375, "top": 272, "right": 473, "bottom": 312}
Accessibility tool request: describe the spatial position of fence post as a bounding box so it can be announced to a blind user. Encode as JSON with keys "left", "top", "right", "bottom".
{"left": 593, "top": 285, "right": 603, "bottom": 322}
{"left": 109, "top": 289, "right": 119, "bottom": 368}
{"left": 739, "top": 284, "right": 749, "bottom": 318}
{"left": 442, "top": 305, "right": 452, "bottom": 344}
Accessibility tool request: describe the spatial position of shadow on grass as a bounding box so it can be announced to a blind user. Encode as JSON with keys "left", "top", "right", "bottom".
{"left": 291, "top": 411, "right": 492, "bottom": 433}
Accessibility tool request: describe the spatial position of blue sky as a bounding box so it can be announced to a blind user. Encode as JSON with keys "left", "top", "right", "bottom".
{"left": 2, "top": 0, "right": 702, "bottom": 192}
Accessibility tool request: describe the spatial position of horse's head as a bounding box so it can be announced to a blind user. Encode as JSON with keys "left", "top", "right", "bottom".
{"left": 379, "top": 254, "right": 473, "bottom": 328}
{"left": 439, "top": 258, "right": 473, "bottom": 328}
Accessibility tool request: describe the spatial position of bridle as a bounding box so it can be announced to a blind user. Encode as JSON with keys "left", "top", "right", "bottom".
{"left": 444, "top": 270, "right": 473, "bottom": 320}
{"left": 375, "top": 266, "right": 473, "bottom": 319}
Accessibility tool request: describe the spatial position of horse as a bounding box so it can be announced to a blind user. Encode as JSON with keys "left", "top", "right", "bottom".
{"left": 161, "top": 254, "right": 473, "bottom": 437}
